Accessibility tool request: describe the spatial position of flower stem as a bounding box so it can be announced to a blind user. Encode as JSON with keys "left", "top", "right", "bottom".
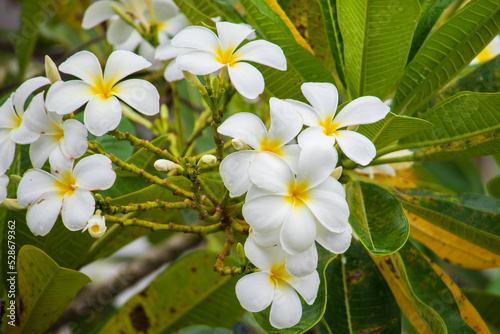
{"left": 105, "top": 199, "right": 193, "bottom": 214}
{"left": 170, "top": 82, "right": 184, "bottom": 154}
{"left": 182, "top": 109, "right": 213, "bottom": 156}
{"left": 108, "top": 129, "right": 177, "bottom": 161}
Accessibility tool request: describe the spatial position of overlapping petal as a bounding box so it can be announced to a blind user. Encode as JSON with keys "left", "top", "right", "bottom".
{"left": 60, "top": 120, "right": 88, "bottom": 159}
{"left": 235, "top": 272, "right": 274, "bottom": 312}
{"left": 233, "top": 40, "right": 287, "bottom": 70}
{"left": 26, "top": 193, "right": 63, "bottom": 236}
{"left": 81, "top": 0, "right": 115, "bottom": 29}
{"left": 9, "top": 121, "right": 39, "bottom": 145}
{"left": 58, "top": 51, "right": 103, "bottom": 85}
{"left": 104, "top": 50, "right": 152, "bottom": 86}
{"left": 29, "top": 135, "right": 59, "bottom": 168}
{"left": 244, "top": 237, "right": 285, "bottom": 272}
{"left": 0, "top": 98, "right": 18, "bottom": 129}
{"left": 280, "top": 204, "right": 317, "bottom": 254}
{"left": 107, "top": 18, "right": 135, "bottom": 45}
{"left": 315, "top": 223, "right": 353, "bottom": 254}
{"left": 216, "top": 21, "right": 254, "bottom": 53}
{"left": 268, "top": 98, "right": 303, "bottom": 145}
{"left": 304, "top": 187, "right": 350, "bottom": 233}
{"left": 248, "top": 152, "right": 293, "bottom": 194}
{"left": 0, "top": 174, "right": 9, "bottom": 203}
{"left": 296, "top": 144, "right": 338, "bottom": 189}
{"left": 227, "top": 62, "right": 264, "bottom": 100}
{"left": 301, "top": 82, "right": 337, "bottom": 120}
{"left": 335, "top": 130, "right": 376, "bottom": 166}
{"left": 83, "top": 95, "right": 122, "bottom": 136}
{"left": 17, "top": 170, "right": 60, "bottom": 206}
{"left": 217, "top": 112, "right": 266, "bottom": 150}
{"left": 0, "top": 130, "right": 15, "bottom": 175}
{"left": 285, "top": 270, "right": 320, "bottom": 305}
{"left": 333, "top": 96, "right": 390, "bottom": 127}
{"left": 12, "top": 76, "right": 50, "bottom": 114}
{"left": 243, "top": 195, "right": 292, "bottom": 232}
{"left": 73, "top": 154, "right": 116, "bottom": 190}
{"left": 219, "top": 151, "right": 255, "bottom": 197}
{"left": 171, "top": 26, "right": 220, "bottom": 51}
{"left": 269, "top": 283, "right": 302, "bottom": 329}
{"left": 285, "top": 99, "right": 322, "bottom": 126}
{"left": 24, "top": 93, "right": 63, "bottom": 134}
{"left": 176, "top": 51, "right": 224, "bottom": 75}
{"left": 46, "top": 81, "right": 95, "bottom": 115}
{"left": 113, "top": 79, "right": 160, "bottom": 116}
{"left": 297, "top": 126, "right": 335, "bottom": 148}
{"left": 62, "top": 189, "right": 95, "bottom": 231}
{"left": 285, "top": 244, "right": 318, "bottom": 277}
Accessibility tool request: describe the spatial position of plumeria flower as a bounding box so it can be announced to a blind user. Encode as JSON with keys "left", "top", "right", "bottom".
{"left": 242, "top": 144, "right": 352, "bottom": 255}
{"left": 286, "top": 82, "right": 390, "bottom": 166}
{"left": 0, "top": 77, "right": 50, "bottom": 174}
{"left": 23, "top": 93, "right": 88, "bottom": 168}
{"left": 17, "top": 151, "right": 116, "bottom": 236}
{"left": 471, "top": 35, "right": 500, "bottom": 64}
{"left": 83, "top": 213, "right": 107, "bottom": 238}
{"left": 45, "top": 50, "right": 160, "bottom": 136}
{"left": 171, "top": 21, "right": 287, "bottom": 99}
{"left": 235, "top": 237, "right": 319, "bottom": 329}
{"left": 356, "top": 150, "right": 414, "bottom": 179}
{"left": 218, "top": 98, "right": 303, "bottom": 197}
{"left": 0, "top": 174, "right": 8, "bottom": 204}
{"left": 155, "top": 39, "right": 188, "bottom": 82}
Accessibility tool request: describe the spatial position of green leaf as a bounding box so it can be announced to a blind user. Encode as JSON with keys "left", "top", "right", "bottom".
{"left": 397, "top": 92, "right": 500, "bottom": 150}
{"left": 322, "top": 240, "right": 401, "bottom": 334}
{"left": 394, "top": 188, "right": 500, "bottom": 255}
{"left": 252, "top": 246, "right": 335, "bottom": 334}
{"left": 99, "top": 250, "right": 244, "bottom": 333}
{"left": 393, "top": 0, "right": 500, "bottom": 115}
{"left": 238, "top": 0, "right": 335, "bottom": 100}
{"left": 171, "top": 0, "right": 216, "bottom": 27}
{"left": 345, "top": 180, "right": 409, "bottom": 256}
{"left": 182, "top": 0, "right": 244, "bottom": 23}
{"left": 487, "top": 175, "right": 500, "bottom": 198}
{"left": 337, "top": 0, "right": 420, "bottom": 99}
{"left": 463, "top": 289, "right": 500, "bottom": 333}
{"left": 358, "top": 112, "right": 433, "bottom": 149}
{"left": 408, "top": 0, "right": 455, "bottom": 62}
{"left": 8, "top": 245, "right": 90, "bottom": 334}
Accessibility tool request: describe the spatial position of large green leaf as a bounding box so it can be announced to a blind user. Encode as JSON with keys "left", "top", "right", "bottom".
{"left": 322, "top": 240, "right": 401, "bottom": 334}
{"left": 171, "top": 0, "right": 216, "bottom": 26}
{"left": 408, "top": 0, "right": 455, "bottom": 62}
{"left": 463, "top": 289, "right": 500, "bottom": 333}
{"left": 345, "top": 180, "right": 409, "bottom": 256}
{"left": 182, "top": 0, "right": 244, "bottom": 23}
{"left": 252, "top": 246, "right": 335, "bottom": 333}
{"left": 8, "top": 245, "right": 90, "bottom": 334}
{"left": 358, "top": 112, "right": 433, "bottom": 149}
{"left": 394, "top": 188, "right": 500, "bottom": 255}
{"left": 239, "top": 0, "right": 335, "bottom": 100}
{"left": 99, "top": 250, "right": 244, "bottom": 333}
{"left": 337, "top": 0, "right": 420, "bottom": 99}
{"left": 395, "top": 92, "right": 500, "bottom": 150}
{"left": 393, "top": 0, "right": 500, "bottom": 115}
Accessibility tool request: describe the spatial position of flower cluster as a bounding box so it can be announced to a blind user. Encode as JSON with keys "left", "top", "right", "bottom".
{"left": 218, "top": 82, "right": 389, "bottom": 327}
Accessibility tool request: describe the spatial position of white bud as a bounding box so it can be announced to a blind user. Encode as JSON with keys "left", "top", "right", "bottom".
{"left": 83, "top": 214, "right": 106, "bottom": 238}
{"left": 231, "top": 139, "right": 250, "bottom": 151}
{"left": 201, "top": 154, "right": 217, "bottom": 165}
{"left": 45, "top": 55, "right": 61, "bottom": 84}
{"left": 330, "top": 166, "right": 343, "bottom": 180}
{"left": 154, "top": 159, "right": 182, "bottom": 172}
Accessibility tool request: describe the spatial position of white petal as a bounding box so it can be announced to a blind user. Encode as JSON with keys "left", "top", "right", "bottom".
{"left": 285, "top": 99, "right": 321, "bottom": 127}
{"left": 216, "top": 21, "right": 254, "bottom": 53}
{"left": 107, "top": 18, "right": 136, "bottom": 45}
{"left": 227, "top": 62, "right": 264, "bottom": 100}
{"left": 60, "top": 119, "right": 88, "bottom": 159}
{"left": 334, "top": 96, "right": 390, "bottom": 127}
{"left": 268, "top": 98, "right": 303, "bottom": 145}
{"left": 248, "top": 152, "right": 293, "bottom": 194}
{"left": 59, "top": 51, "right": 103, "bottom": 85}
{"left": 296, "top": 144, "right": 338, "bottom": 188}
{"left": 82, "top": 1, "right": 115, "bottom": 29}
{"left": 280, "top": 144, "right": 301, "bottom": 174}
{"left": 373, "top": 164, "right": 396, "bottom": 176}
{"left": 243, "top": 195, "right": 292, "bottom": 232}
{"left": 301, "top": 82, "right": 338, "bottom": 120}
{"left": 10, "top": 121, "right": 40, "bottom": 144}
{"left": 45, "top": 81, "right": 94, "bottom": 115}
{"left": 113, "top": 79, "right": 159, "bottom": 116}
{"left": 17, "top": 170, "right": 60, "bottom": 207}
{"left": 175, "top": 51, "right": 224, "bottom": 75}
{"left": 280, "top": 204, "right": 317, "bottom": 254}
{"left": 305, "top": 187, "right": 350, "bottom": 233}
{"left": 104, "top": 50, "right": 151, "bottom": 86}
{"left": 0, "top": 130, "right": 15, "bottom": 174}
{"left": 246, "top": 183, "right": 275, "bottom": 202}
{"left": 73, "top": 154, "right": 116, "bottom": 190}
{"left": 285, "top": 271, "right": 320, "bottom": 305}
{"left": 315, "top": 223, "right": 352, "bottom": 254}
{"left": 233, "top": 40, "right": 286, "bottom": 71}
{"left": 269, "top": 283, "right": 302, "bottom": 329}
{"left": 164, "top": 60, "right": 184, "bottom": 82}
{"left": 245, "top": 236, "right": 286, "bottom": 271}
{"left": 24, "top": 93, "right": 63, "bottom": 134}
{"left": 84, "top": 95, "right": 122, "bottom": 136}
{"left": 314, "top": 176, "right": 346, "bottom": 198}
{"left": 285, "top": 244, "right": 318, "bottom": 277}
{"left": 152, "top": 0, "right": 178, "bottom": 21}
{"left": 297, "top": 126, "right": 335, "bottom": 148}
{"left": 62, "top": 189, "right": 95, "bottom": 231}
{"left": 155, "top": 40, "right": 183, "bottom": 60}
{"left": 218, "top": 112, "right": 266, "bottom": 149}
{"left": 235, "top": 272, "right": 275, "bottom": 312}
{"left": 114, "top": 29, "right": 143, "bottom": 51}
{"left": 162, "top": 14, "right": 189, "bottom": 36}
{"left": 219, "top": 151, "right": 255, "bottom": 197}
{"left": 13, "top": 77, "right": 50, "bottom": 114}
{"left": 49, "top": 148, "right": 75, "bottom": 177}
{"left": 0, "top": 98, "right": 18, "bottom": 130}
{"left": 250, "top": 227, "right": 281, "bottom": 248}
{"left": 171, "top": 26, "right": 220, "bottom": 51}
{"left": 29, "top": 135, "right": 59, "bottom": 168}
{"left": 26, "top": 193, "right": 63, "bottom": 236}
{"left": 335, "top": 130, "right": 376, "bottom": 166}
{"left": 0, "top": 174, "right": 8, "bottom": 203}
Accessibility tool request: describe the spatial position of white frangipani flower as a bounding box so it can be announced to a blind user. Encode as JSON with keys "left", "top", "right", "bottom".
{"left": 155, "top": 39, "right": 188, "bottom": 82}
{"left": 471, "top": 35, "right": 500, "bottom": 64}
{"left": 83, "top": 213, "right": 107, "bottom": 238}
{"left": 286, "top": 82, "right": 390, "bottom": 166}
{"left": 45, "top": 50, "right": 160, "bottom": 136}
{"left": 0, "top": 174, "right": 8, "bottom": 204}
{"left": 0, "top": 77, "right": 49, "bottom": 174}
{"left": 218, "top": 98, "right": 303, "bottom": 197}
{"left": 235, "top": 237, "right": 319, "bottom": 329}
{"left": 171, "top": 21, "right": 287, "bottom": 99}
{"left": 356, "top": 149, "right": 414, "bottom": 179}
{"left": 242, "top": 144, "right": 352, "bottom": 255}
{"left": 23, "top": 93, "right": 88, "bottom": 168}
{"left": 17, "top": 151, "right": 116, "bottom": 236}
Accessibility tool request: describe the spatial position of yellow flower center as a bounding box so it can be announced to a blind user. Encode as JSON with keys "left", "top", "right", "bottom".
{"left": 286, "top": 181, "right": 309, "bottom": 206}
{"left": 269, "top": 262, "right": 289, "bottom": 287}
{"left": 476, "top": 46, "right": 494, "bottom": 63}
{"left": 215, "top": 47, "right": 240, "bottom": 66}
{"left": 90, "top": 224, "right": 101, "bottom": 233}
{"left": 57, "top": 171, "right": 77, "bottom": 197}
{"left": 91, "top": 77, "right": 116, "bottom": 99}
{"left": 259, "top": 137, "right": 283, "bottom": 156}
{"left": 318, "top": 118, "right": 340, "bottom": 136}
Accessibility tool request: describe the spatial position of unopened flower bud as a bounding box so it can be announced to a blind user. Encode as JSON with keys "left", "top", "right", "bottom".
{"left": 154, "top": 159, "right": 183, "bottom": 172}
{"left": 0, "top": 199, "right": 22, "bottom": 211}
{"left": 201, "top": 154, "right": 217, "bottom": 165}
{"left": 182, "top": 71, "right": 205, "bottom": 91}
{"left": 45, "top": 55, "right": 61, "bottom": 84}
{"left": 330, "top": 166, "right": 343, "bottom": 180}
{"left": 231, "top": 139, "right": 250, "bottom": 151}
{"left": 83, "top": 213, "right": 106, "bottom": 238}
{"left": 237, "top": 242, "right": 246, "bottom": 266}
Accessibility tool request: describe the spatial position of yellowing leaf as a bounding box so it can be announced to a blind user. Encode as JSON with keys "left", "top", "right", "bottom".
{"left": 408, "top": 211, "right": 500, "bottom": 269}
